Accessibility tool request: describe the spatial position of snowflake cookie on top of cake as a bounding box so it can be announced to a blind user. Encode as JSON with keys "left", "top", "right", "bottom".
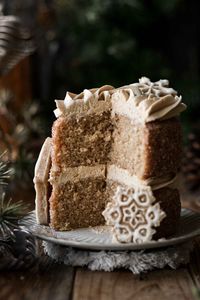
{"left": 34, "top": 77, "right": 186, "bottom": 244}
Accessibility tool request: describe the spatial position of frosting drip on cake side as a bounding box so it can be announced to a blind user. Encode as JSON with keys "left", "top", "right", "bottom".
{"left": 54, "top": 85, "right": 114, "bottom": 117}
{"left": 102, "top": 185, "right": 166, "bottom": 243}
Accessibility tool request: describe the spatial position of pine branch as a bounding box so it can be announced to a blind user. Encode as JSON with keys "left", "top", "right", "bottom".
{"left": 0, "top": 152, "right": 12, "bottom": 186}
{"left": 0, "top": 193, "right": 29, "bottom": 240}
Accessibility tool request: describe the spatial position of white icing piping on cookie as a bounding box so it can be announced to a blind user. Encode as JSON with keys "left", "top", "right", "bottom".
{"left": 102, "top": 185, "right": 166, "bottom": 243}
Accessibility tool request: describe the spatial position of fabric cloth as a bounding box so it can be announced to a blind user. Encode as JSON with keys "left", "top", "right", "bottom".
{"left": 43, "top": 241, "right": 193, "bottom": 274}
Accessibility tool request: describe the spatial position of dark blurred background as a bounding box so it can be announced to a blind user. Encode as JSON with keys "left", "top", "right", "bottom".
{"left": 0, "top": 0, "right": 200, "bottom": 201}
{"left": 34, "top": 0, "right": 200, "bottom": 126}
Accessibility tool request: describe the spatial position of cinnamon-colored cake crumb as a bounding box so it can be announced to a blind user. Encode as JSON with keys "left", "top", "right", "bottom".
{"left": 50, "top": 178, "right": 107, "bottom": 230}
{"left": 111, "top": 116, "right": 181, "bottom": 180}
{"left": 34, "top": 78, "right": 186, "bottom": 243}
{"left": 52, "top": 111, "right": 113, "bottom": 169}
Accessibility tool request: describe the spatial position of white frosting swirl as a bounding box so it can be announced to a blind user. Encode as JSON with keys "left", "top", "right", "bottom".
{"left": 54, "top": 77, "right": 186, "bottom": 122}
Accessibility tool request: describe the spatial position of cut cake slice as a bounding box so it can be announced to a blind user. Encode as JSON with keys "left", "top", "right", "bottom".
{"left": 34, "top": 78, "right": 186, "bottom": 243}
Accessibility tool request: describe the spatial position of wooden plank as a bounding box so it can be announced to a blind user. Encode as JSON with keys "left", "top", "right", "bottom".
{"left": 72, "top": 268, "right": 195, "bottom": 300}
{"left": 0, "top": 255, "right": 75, "bottom": 300}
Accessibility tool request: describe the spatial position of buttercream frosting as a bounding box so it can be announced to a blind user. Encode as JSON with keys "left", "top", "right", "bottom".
{"left": 54, "top": 85, "right": 114, "bottom": 117}
{"left": 53, "top": 77, "right": 186, "bottom": 123}
{"left": 49, "top": 163, "right": 176, "bottom": 191}
{"left": 112, "top": 77, "right": 186, "bottom": 123}
{"left": 107, "top": 164, "right": 177, "bottom": 191}
{"left": 50, "top": 165, "right": 106, "bottom": 185}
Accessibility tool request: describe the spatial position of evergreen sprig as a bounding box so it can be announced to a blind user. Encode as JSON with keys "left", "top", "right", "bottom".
{"left": 0, "top": 153, "right": 12, "bottom": 186}
{"left": 0, "top": 193, "right": 29, "bottom": 240}
{"left": 0, "top": 161, "right": 9, "bottom": 185}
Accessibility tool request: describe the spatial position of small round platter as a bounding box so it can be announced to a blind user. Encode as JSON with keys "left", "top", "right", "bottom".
{"left": 25, "top": 208, "right": 200, "bottom": 251}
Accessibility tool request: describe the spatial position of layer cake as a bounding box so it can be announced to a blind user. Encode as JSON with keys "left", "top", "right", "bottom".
{"left": 34, "top": 77, "right": 186, "bottom": 243}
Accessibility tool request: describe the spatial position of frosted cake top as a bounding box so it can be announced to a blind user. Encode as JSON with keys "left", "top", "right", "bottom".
{"left": 54, "top": 77, "right": 186, "bottom": 123}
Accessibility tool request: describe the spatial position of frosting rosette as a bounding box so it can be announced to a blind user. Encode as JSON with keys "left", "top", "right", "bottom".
{"left": 54, "top": 85, "right": 114, "bottom": 117}
{"left": 54, "top": 77, "right": 186, "bottom": 122}
{"left": 112, "top": 77, "right": 186, "bottom": 123}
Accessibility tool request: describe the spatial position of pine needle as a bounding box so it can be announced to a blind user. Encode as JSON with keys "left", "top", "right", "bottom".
{"left": 0, "top": 193, "right": 29, "bottom": 240}
{"left": 0, "top": 152, "right": 12, "bottom": 186}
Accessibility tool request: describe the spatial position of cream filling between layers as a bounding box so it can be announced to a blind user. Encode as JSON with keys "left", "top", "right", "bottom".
{"left": 50, "top": 163, "right": 176, "bottom": 190}
{"left": 107, "top": 164, "right": 177, "bottom": 190}
{"left": 50, "top": 165, "right": 106, "bottom": 184}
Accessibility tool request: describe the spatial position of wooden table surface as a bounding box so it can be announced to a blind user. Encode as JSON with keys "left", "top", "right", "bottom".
{"left": 1, "top": 195, "right": 200, "bottom": 300}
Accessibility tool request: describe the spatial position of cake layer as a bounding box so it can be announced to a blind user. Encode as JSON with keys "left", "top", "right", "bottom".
{"left": 143, "top": 117, "right": 182, "bottom": 179}
{"left": 153, "top": 187, "right": 181, "bottom": 239}
{"left": 52, "top": 107, "right": 181, "bottom": 180}
{"left": 50, "top": 177, "right": 107, "bottom": 230}
{"left": 49, "top": 163, "right": 180, "bottom": 235}
{"left": 52, "top": 111, "right": 113, "bottom": 170}
{"left": 110, "top": 115, "right": 145, "bottom": 178}
{"left": 110, "top": 115, "right": 181, "bottom": 180}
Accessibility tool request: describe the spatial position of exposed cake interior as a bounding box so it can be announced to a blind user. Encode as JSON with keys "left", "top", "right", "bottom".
{"left": 51, "top": 111, "right": 113, "bottom": 168}
{"left": 50, "top": 165, "right": 107, "bottom": 230}
{"left": 110, "top": 115, "right": 145, "bottom": 179}
{"left": 49, "top": 112, "right": 181, "bottom": 233}
{"left": 34, "top": 77, "right": 186, "bottom": 243}
{"left": 110, "top": 115, "right": 182, "bottom": 180}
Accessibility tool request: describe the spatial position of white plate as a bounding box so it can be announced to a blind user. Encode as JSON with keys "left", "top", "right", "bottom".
{"left": 25, "top": 209, "right": 200, "bottom": 251}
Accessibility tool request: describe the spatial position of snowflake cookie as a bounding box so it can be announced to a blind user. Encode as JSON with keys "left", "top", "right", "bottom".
{"left": 133, "top": 77, "right": 178, "bottom": 98}
{"left": 102, "top": 185, "right": 166, "bottom": 244}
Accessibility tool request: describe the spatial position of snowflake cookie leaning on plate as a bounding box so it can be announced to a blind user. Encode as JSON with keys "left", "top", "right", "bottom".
{"left": 103, "top": 185, "right": 166, "bottom": 244}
